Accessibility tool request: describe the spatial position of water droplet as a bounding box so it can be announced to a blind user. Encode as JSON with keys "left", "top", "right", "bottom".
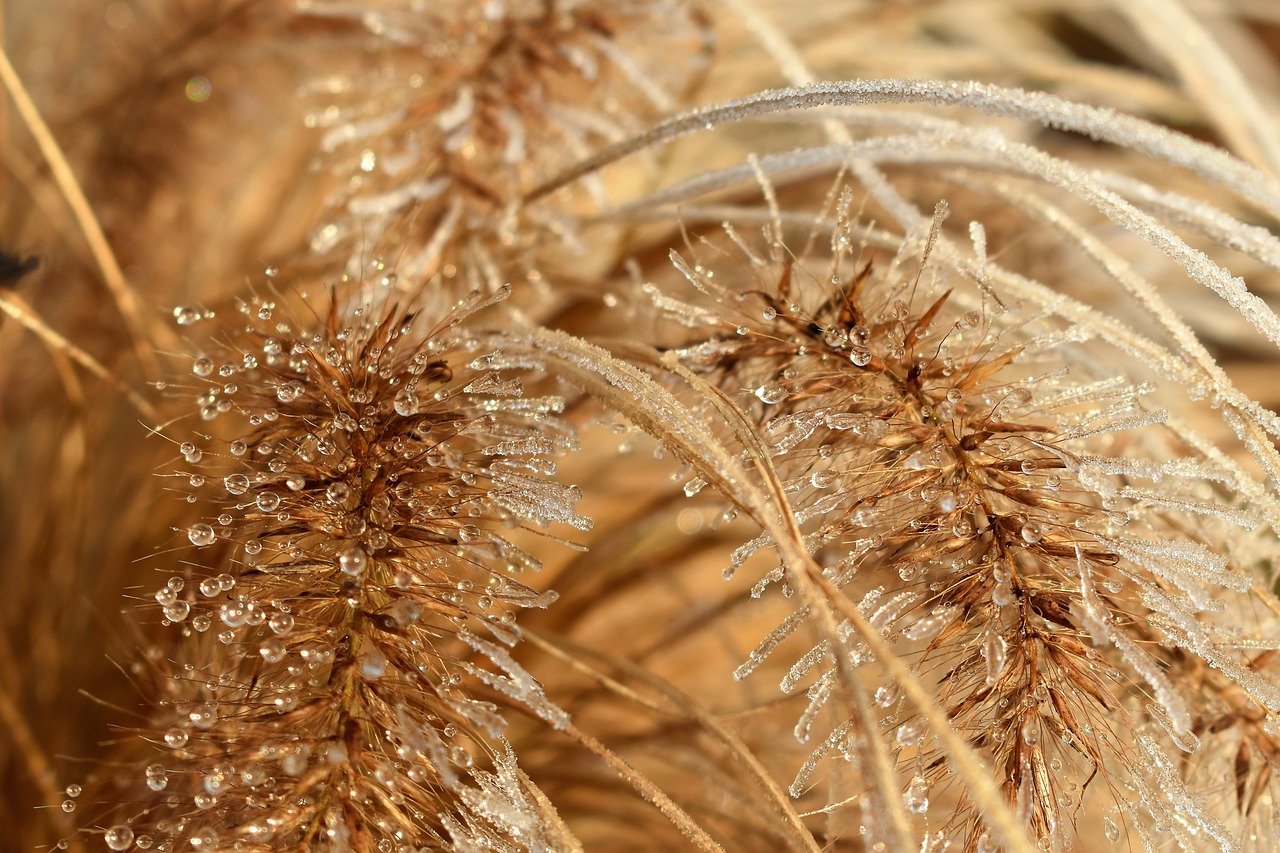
{"left": 1021, "top": 718, "right": 1040, "bottom": 745}
{"left": 256, "top": 492, "right": 281, "bottom": 512}
{"left": 276, "top": 380, "right": 304, "bottom": 403}
{"left": 875, "top": 684, "right": 900, "bottom": 707}
{"left": 189, "top": 704, "right": 217, "bottom": 729}
{"left": 223, "top": 474, "right": 250, "bottom": 495}
{"left": 1104, "top": 815, "right": 1120, "bottom": 842}
{"left": 264, "top": 265, "right": 278, "bottom": 278}
{"left": 896, "top": 719, "right": 925, "bottom": 747}
{"left": 394, "top": 390, "right": 418, "bottom": 416}
{"left": 145, "top": 764, "right": 167, "bottom": 792}
{"left": 359, "top": 645, "right": 387, "bottom": 678}
{"left": 269, "top": 613, "right": 294, "bottom": 635}
{"left": 173, "top": 306, "right": 202, "bottom": 326}
{"left": 983, "top": 629, "right": 1007, "bottom": 686}
{"left": 458, "top": 524, "right": 480, "bottom": 543}
{"left": 163, "top": 601, "right": 190, "bottom": 622}
{"left": 192, "top": 357, "right": 214, "bottom": 377}
{"left": 326, "top": 482, "right": 351, "bottom": 505}
{"left": 164, "top": 728, "right": 188, "bottom": 748}
{"left": 259, "top": 637, "right": 286, "bottom": 663}
{"left": 180, "top": 443, "right": 203, "bottom": 464}
{"left": 60, "top": 800, "right": 75, "bottom": 813}
{"left": 187, "top": 524, "right": 216, "bottom": 547}
{"left": 754, "top": 382, "right": 789, "bottom": 404}
{"left": 1020, "top": 523, "right": 1042, "bottom": 544}
{"left": 338, "top": 545, "right": 367, "bottom": 575}
{"left": 904, "top": 775, "right": 929, "bottom": 814}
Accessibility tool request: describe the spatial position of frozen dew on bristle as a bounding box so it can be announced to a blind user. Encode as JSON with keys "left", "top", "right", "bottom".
{"left": 187, "top": 523, "right": 216, "bottom": 547}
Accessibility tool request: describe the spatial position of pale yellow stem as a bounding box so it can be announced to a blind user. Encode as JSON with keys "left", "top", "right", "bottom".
{"left": 0, "top": 45, "right": 158, "bottom": 377}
